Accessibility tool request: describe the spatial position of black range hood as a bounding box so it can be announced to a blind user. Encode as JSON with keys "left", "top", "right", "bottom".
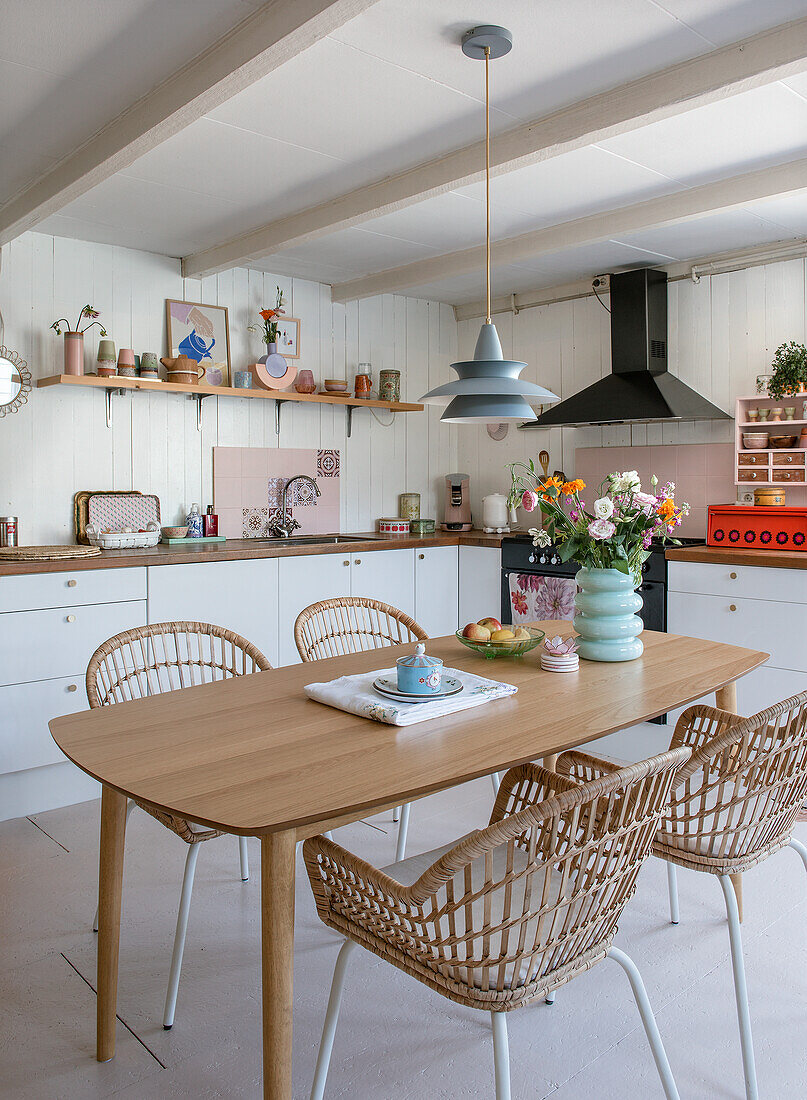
{"left": 521, "top": 268, "right": 730, "bottom": 427}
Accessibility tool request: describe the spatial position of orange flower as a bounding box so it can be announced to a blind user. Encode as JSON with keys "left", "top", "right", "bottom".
{"left": 259, "top": 308, "right": 277, "bottom": 320}
{"left": 657, "top": 498, "right": 675, "bottom": 520}
{"left": 539, "top": 475, "right": 563, "bottom": 501}
{"left": 562, "top": 478, "right": 586, "bottom": 495}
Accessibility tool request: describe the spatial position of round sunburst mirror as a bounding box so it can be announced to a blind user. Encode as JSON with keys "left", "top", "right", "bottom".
{"left": 486, "top": 422, "right": 509, "bottom": 440}
{"left": 0, "top": 346, "right": 31, "bottom": 417}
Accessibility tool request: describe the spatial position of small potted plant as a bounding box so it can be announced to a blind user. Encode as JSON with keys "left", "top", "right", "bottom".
{"left": 248, "top": 286, "right": 286, "bottom": 355}
{"left": 767, "top": 341, "right": 807, "bottom": 400}
{"left": 51, "top": 306, "right": 107, "bottom": 376}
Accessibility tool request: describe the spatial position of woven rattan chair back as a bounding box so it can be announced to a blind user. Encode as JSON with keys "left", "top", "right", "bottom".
{"left": 294, "top": 596, "right": 427, "bottom": 662}
{"left": 655, "top": 690, "right": 807, "bottom": 875}
{"left": 306, "top": 748, "right": 689, "bottom": 1009}
{"left": 86, "top": 621, "right": 271, "bottom": 842}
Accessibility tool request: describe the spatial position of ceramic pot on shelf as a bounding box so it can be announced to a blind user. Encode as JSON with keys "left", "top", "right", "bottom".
{"left": 573, "top": 566, "right": 644, "bottom": 662}
{"left": 294, "top": 370, "right": 316, "bottom": 394}
{"left": 63, "top": 332, "right": 84, "bottom": 376}
{"left": 254, "top": 343, "right": 296, "bottom": 390}
{"left": 160, "top": 355, "right": 205, "bottom": 385}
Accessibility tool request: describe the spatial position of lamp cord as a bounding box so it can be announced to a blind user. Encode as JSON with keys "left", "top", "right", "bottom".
{"left": 484, "top": 46, "right": 491, "bottom": 325}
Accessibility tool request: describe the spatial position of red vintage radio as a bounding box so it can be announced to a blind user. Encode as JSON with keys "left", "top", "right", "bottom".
{"left": 707, "top": 505, "right": 807, "bottom": 550}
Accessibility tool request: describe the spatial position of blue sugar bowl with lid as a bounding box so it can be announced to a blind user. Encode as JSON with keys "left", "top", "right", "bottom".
{"left": 396, "top": 643, "right": 443, "bottom": 694}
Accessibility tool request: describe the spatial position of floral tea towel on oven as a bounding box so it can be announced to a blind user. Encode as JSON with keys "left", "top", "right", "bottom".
{"left": 508, "top": 573, "right": 576, "bottom": 623}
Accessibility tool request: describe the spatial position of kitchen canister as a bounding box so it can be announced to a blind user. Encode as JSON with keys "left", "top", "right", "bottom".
{"left": 399, "top": 492, "right": 420, "bottom": 520}
{"left": 117, "top": 349, "right": 137, "bottom": 378}
{"left": 409, "top": 518, "right": 435, "bottom": 535}
{"left": 378, "top": 369, "right": 401, "bottom": 402}
{"left": 140, "top": 352, "right": 159, "bottom": 378}
{"left": 378, "top": 518, "right": 410, "bottom": 535}
{"left": 0, "top": 516, "right": 18, "bottom": 547}
{"left": 396, "top": 642, "right": 443, "bottom": 694}
{"left": 96, "top": 338, "right": 117, "bottom": 377}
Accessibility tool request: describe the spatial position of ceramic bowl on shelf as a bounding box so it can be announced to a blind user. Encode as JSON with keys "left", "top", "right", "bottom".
{"left": 768, "top": 435, "right": 798, "bottom": 448}
{"left": 742, "top": 432, "right": 768, "bottom": 449}
{"left": 455, "top": 625, "right": 545, "bottom": 660}
{"left": 323, "top": 379, "right": 348, "bottom": 393}
{"left": 161, "top": 525, "right": 188, "bottom": 539}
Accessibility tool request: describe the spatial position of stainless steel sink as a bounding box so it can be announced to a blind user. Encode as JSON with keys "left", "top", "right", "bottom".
{"left": 253, "top": 535, "right": 370, "bottom": 546}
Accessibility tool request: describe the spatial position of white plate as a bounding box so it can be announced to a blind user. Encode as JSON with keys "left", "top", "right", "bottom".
{"left": 372, "top": 676, "right": 464, "bottom": 703}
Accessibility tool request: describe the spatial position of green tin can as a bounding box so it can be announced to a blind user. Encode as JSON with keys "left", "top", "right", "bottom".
{"left": 409, "top": 518, "right": 435, "bottom": 535}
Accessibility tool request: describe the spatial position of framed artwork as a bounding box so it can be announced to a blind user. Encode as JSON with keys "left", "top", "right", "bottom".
{"left": 275, "top": 316, "right": 300, "bottom": 358}
{"left": 166, "top": 299, "right": 231, "bottom": 387}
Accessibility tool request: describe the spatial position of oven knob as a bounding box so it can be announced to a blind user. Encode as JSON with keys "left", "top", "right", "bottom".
{"left": 550, "top": 554, "right": 560, "bottom": 565}
{"left": 539, "top": 553, "right": 547, "bottom": 564}
{"left": 528, "top": 552, "right": 536, "bottom": 564}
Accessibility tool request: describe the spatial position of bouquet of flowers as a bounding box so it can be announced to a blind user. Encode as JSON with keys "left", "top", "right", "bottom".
{"left": 518, "top": 467, "right": 689, "bottom": 578}
{"left": 248, "top": 286, "right": 285, "bottom": 344}
{"left": 50, "top": 304, "right": 107, "bottom": 336}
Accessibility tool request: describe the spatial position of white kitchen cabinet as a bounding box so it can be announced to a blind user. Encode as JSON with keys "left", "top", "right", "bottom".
{"left": 458, "top": 546, "right": 502, "bottom": 627}
{"left": 277, "top": 548, "right": 415, "bottom": 665}
{"left": 414, "top": 546, "right": 458, "bottom": 638}
{"left": 147, "top": 558, "right": 280, "bottom": 667}
{"left": 0, "top": 566, "right": 145, "bottom": 614}
{"left": 0, "top": 677, "right": 84, "bottom": 773}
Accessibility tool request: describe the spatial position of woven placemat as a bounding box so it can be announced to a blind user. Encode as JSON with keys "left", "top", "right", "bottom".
{"left": 0, "top": 544, "right": 102, "bottom": 561}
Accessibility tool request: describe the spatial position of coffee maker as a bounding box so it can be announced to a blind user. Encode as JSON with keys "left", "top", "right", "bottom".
{"left": 441, "top": 473, "right": 472, "bottom": 531}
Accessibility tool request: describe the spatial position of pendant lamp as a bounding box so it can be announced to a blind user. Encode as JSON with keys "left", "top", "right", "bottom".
{"left": 419, "top": 25, "right": 558, "bottom": 423}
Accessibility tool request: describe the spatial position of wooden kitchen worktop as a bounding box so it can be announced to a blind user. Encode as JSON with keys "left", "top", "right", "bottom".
{"left": 0, "top": 530, "right": 506, "bottom": 577}
{"left": 667, "top": 545, "right": 807, "bottom": 570}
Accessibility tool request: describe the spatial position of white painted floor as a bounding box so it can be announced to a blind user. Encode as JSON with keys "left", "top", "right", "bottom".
{"left": 2, "top": 768, "right": 806, "bottom": 1099}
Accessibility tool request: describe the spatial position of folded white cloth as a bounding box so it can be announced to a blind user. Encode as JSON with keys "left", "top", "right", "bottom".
{"left": 304, "top": 666, "right": 517, "bottom": 726}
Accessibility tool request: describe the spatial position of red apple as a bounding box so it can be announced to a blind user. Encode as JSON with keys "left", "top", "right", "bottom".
{"left": 477, "top": 616, "right": 501, "bottom": 633}
{"left": 463, "top": 622, "right": 491, "bottom": 642}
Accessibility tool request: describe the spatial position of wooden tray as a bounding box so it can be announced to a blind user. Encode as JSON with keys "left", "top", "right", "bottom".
{"left": 75, "top": 490, "right": 142, "bottom": 544}
{"left": 0, "top": 544, "right": 101, "bottom": 561}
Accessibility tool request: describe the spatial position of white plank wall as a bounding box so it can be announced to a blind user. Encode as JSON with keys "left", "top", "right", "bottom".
{"left": 0, "top": 232, "right": 457, "bottom": 542}
{"left": 457, "top": 259, "right": 807, "bottom": 517}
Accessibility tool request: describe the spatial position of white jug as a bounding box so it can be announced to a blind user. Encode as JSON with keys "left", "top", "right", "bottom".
{"left": 482, "top": 493, "right": 509, "bottom": 529}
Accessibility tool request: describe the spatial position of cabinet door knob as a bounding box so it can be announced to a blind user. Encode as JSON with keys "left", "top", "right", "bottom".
{"left": 787, "top": 456, "right": 793, "bottom": 463}
{"left": 67, "top": 579, "right": 77, "bottom": 587}
{"left": 66, "top": 683, "right": 77, "bottom": 692}
{"left": 729, "top": 604, "right": 737, "bottom": 612}
{"left": 729, "top": 572, "right": 737, "bottom": 579}
{"left": 354, "top": 558, "right": 361, "bottom": 565}
{"left": 66, "top": 614, "right": 76, "bottom": 623}
{"left": 418, "top": 553, "right": 425, "bottom": 559}
{"left": 343, "top": 560, "right": 350, "bottom": 566}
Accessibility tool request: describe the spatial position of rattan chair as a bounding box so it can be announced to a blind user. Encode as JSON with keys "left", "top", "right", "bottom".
{"left": 561, "top": 692, "right": 807, "bottom": 1100}
{"left": 86, "top": 621, "right": 271, "bottom": 1029}
{"left": 295, "top": 597, "right": 429, "bottom": 860}
{"left": 304, "top": 747, "right": 690, "bottom": 1099}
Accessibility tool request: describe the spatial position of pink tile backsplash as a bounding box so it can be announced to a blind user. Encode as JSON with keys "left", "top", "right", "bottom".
{"left": 574, "top": 443, "right": 735, "bottom": 537}
{"left": 213, "top": 447, "right": 340, "bottom": 539}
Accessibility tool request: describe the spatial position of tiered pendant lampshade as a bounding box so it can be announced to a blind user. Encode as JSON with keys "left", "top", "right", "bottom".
{"left": 420, "top": 322, "right": 558, "bottom": 423}
{"left": 419, "top": 25, "right": 558, "bottom": 424}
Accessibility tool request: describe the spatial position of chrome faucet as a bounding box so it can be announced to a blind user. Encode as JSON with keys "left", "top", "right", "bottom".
{"left": 269, "top": 474, "right": 321, "bottom": 537}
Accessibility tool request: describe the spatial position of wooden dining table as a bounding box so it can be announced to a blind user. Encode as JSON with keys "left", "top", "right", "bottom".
{"left": 49, "top": 623, "right": 766, "bottom": 1099}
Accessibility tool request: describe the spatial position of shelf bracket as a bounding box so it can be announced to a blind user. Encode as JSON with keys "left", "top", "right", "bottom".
{"left": 275, "top": 401, "right": 282, "bottom": 437}
{"left": 191, "top": 392, "right": 212, "bottom": 431}
{"left": 346, "top": 405, "right": 354, "bottom": 438}
{"left": 104, "top": 388, "right": 126, "bottom": 428}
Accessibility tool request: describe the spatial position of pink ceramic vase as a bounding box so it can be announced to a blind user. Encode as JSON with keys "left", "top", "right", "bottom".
{"left": 63, "top": 332, "right": 84, "bottom": 376}
{"left": 294, "top": 369, "right": 316, "bottom": 394}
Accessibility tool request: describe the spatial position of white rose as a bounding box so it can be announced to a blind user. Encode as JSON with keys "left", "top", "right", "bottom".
{"left": 530, "top": 528, "right": 551, "bottom": 548}
{"left": 593, "top": 497, "right": 614, "bottom": 520}
{"left": 610, "top": 469, "right": 641, "bottom": 493}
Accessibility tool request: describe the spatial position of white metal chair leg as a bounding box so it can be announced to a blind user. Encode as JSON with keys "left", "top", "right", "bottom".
{"left": 490, "top": 1011, "right": 511, "bottom": 1100}
{"left": 788, "top": 835, "right": 807, "bottom": 873}
{"left": 490, "top": 772, "right": 501, "bottom": 794}
{"left": 666, "top": 861, "right": 680, "bottom": 924}
{"left": 719, "top": 875, "right": 758, "bottom": 1100}
{"left": 238, "top": 835, "right": 249, "bottom": 881}
{"left": 608, "top": 946, "right": 680, "bottom": 1100}
{"left": 544, "top": 989, "right": 555, "bottom": 1005}
{"left": 310, "top": 939, "right": 357, "bottom": 1100}
{"left": 395, "top": 802, "right": 411, "bottom": 863}
{"left": 93, "top": 798, "right": 136, "bottom": 932}
{"left": 163, "top": 842, "right": 202, "bottom": 1029}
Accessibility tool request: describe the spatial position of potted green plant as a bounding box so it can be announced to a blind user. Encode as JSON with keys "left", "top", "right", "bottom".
{"left": 767, "top": 341, "right": 807, "bottom": 400}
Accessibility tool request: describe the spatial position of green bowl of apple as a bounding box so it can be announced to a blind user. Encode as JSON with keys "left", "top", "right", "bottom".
{"left": 456, "top": 621, "right": 545, "bottom": 659}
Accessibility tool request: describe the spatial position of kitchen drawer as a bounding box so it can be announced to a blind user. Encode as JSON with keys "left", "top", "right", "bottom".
{"left": 772, "top": 451, "right": 805, "bottom": 466}
{"left": 0, "top": 567, "right": 146, "bottom": 614}
{"left": 0, "top": 677, "right": 84, "bottom": 773}
{"left": 668, "top": 591, "right": 804, "bottom": 672}
{"left": 0, "top": 599, "right": 146, "bottom": 687}
{"left": 668, "top": 561, "right": 807, "bottom": 604}
{"left": 772, "top": 468, "right": 805, "bottom": 483}
{"left": 737, "top": 468, "right": 768, "bottom": 482}
{"left": 738, "top": 453, "right": 768, "bottom": 466}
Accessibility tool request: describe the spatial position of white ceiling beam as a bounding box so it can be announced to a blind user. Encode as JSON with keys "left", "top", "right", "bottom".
{"left": 181, "top": 15, "right": 807, "bottom": 278}
{"left": 0, "top": 0, "right": 379, "bottom": 247}
{"left": 330, "top": 156, "right": 807, "bottom": 302}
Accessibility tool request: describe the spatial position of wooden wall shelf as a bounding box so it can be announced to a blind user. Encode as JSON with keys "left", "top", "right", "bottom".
{"left": 36, "top": 374, "right": 424, "bottom": 435}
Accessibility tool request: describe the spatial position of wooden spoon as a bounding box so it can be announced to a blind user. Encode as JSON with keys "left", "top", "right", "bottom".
{"left": 538, "top": 450, "right": 550, "bottom": 480}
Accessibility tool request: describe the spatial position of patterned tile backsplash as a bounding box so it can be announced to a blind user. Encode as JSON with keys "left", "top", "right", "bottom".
{"left": 213, "top": 447, "right": 340, "bottom": 539}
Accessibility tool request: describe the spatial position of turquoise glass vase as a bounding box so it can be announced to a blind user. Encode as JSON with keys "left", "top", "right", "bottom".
{"left": 573, "top": 566, "right": 643, "bottom": 662}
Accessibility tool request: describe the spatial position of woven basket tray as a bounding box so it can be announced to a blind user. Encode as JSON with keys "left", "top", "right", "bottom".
{"left": 0, "top": 544, "right": 102, "bottom": 561}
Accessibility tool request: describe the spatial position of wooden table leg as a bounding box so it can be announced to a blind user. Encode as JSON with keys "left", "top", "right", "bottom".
{"left": 715, "top": 680, "right": 743, "bottom": 921}
{"left": 261, "top": 829, "right": 297, "bottom": 1100}
{"left": 542, "top": 754, "right": 558, "bottom": 772}
{"left": 97, "top": 786, "right": 127, "bottom": 1062}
